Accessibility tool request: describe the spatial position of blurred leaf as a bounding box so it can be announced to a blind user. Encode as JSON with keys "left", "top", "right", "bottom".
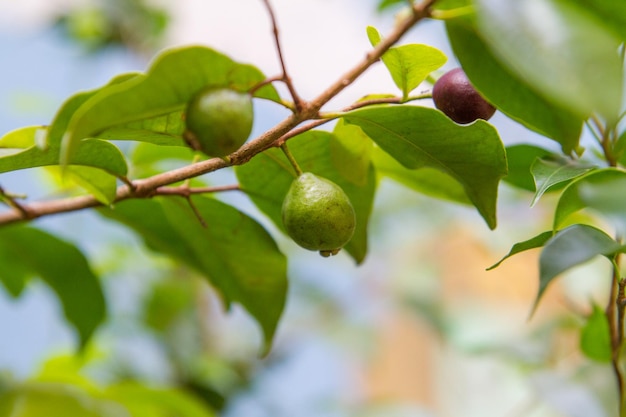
{"left": 503, "top": 144, "right": 552, "bottom": 191}
{"left": 553, "top": 168, "right": 626, "bottom": 229}
{"left": 373, "top": 147, "right": 471, "bottom": 205}
{"left": 143, "top": 277, "right": 195, "bottom": 332}
{"left": 99, "top": 197, "right": 287, "bottom": 353}
{"left": 530, "top": 157, "right": 595, "bottom": 206}
{"left": 0, "top": 226, "right": 106, "bottom": 347}
{"left": 106, "top": 382, "right": 215, "bottom": 417}
{"left": 487, "top": 230, "right": 554, "bottom": 270}
{"left": 62, "top": 46, "right": 280, "bottom": 163}
{"left": 536, "top": 224, "right": 620, "bottom": 311}
{"left": 130, "top": 142, "right": 196, "bottom": 178}
{"left": 342, "top": 105, "right": 506, "bottom": 229}
{"left": 570, "top": 0, "right": 626, "bottom": 41}
{"left": 367, "top": 26, "right": 447, "bottom": 99}
{"left": 0, "top": 382, "right": 123, "bottom": 417}
{"left": 446, "top": 20, "right": 583, "bottom": 153}
{"left": 376, "top": 0, "right": 407, "bottom": 12}
{"left": 580, "top": 304, "right": 612, "bottom": 363}
{"left": 475, "top": 0, "right": 623, "bottom": 122}
{"left": 236, "top": 130, "right": 377, "bottom": 263}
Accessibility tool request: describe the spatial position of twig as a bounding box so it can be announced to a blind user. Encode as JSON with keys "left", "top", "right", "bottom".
{"left": 0, "top": 0, "right": 439, "bottom": 226}
{"left": 261, "top": 0, "right": 303, "bottom": 111}
{"left": 0, "top": 186, "right": 31, "bottom": 219}
{"left": 153, "top": 184, "right": 240, "bottom": 197}
{"left": 274, "top": 92, "right": 432, "bottom": 147}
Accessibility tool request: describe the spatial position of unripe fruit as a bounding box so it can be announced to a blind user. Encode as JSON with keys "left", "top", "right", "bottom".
{"left": 282, "top": 173, "right": 356, "bottom": 257}
{"left": 184, "top": 87, "right": 253, "bottom": 157}
{"left": 432, "top": 68, "right": 496, "bottom": 124}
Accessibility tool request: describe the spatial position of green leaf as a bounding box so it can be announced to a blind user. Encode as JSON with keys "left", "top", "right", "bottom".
{"left": 0, "top": 382, "right": 121, "bottom": 417}
{"left": 367, "top": 26, "right": 447, "bottom": 99}
{"left": 503, "top": 144, "right": 552, "bottom": 191}
{"left": 0, "top": 226, "right": 106, "bottom": 348}
{"left": 46, "top": 73, "right": 139, "bottom": 148}
{"left": 96, "top": 111, "right": 188, "bottom": 147}
{"left": 536, "top": 224, "right": 620, "bottom": 310}
{"left": 236, "top": 130, "right": 377, "bottom": 264}
{"left": 62, "top": 46, "right": 280, "bottom": 163}
{"left": 475, "top": 0, "right": 623, "bottom": 122}
{"left": 342, "top": 105, "right": 506, "bottom": 229}
{"left": 331, "top": 119, "right": 373, "bottom": 186}
{"left": 553, "top": 168, "right": 626, "bottom": 230}
{"left": 571, "top": 0, "right": 626, "bottom": 42}
{"left": 105, "top": 382, "right": 216, "bottom": 417}
{"left": 65, "top": 166, "right": 118, "bottom": 205}
{"left": 446, "top": 20, "right": 583, "bottom": 153}
{"left": 580, "top": 304, "right": 612, "bottom": 363}
{"left": 99, "top": 197, "right": 287, "bottom": 354}
{"left": 487, "top": 230, "right": 554, "bottom": 270}
{"left": 376, "top": 0, "right": 407, "bottom": 12}
{"left": 373, "top": 147, "right": 471, "bottom": 205}
{"left": 0, "top": 127, "right": 128, "bottom": 177}
{"left": 530, "top": 157, "right": 595, "bottom": 206}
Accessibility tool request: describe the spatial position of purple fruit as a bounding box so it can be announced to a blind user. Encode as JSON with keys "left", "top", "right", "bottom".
{"left": 432, "top": 68, "right": 496, "bottom": 124}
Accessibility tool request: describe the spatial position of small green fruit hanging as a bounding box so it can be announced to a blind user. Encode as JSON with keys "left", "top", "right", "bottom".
{"left": 184, "top": 87, "right": 254, "bottom": 157}
{"left": 282, "top": 172, "right": 356, "bottom": 257}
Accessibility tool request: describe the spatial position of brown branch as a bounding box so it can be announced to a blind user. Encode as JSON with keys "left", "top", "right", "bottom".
{"left": 261, "top": 0, "right": 303, "bottom": 111}
{"left": 153, "top": 184, "right": 241, "bottom": 197}
{"left": 0, "top": 186, "right": 32, "bottom": 219}
{"left": 0, "top": 0, "right": 438, "bottom": 226}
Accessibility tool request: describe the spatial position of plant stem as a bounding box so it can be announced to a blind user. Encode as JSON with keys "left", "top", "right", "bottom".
{"left": 608, "top": 253, "right": 626, "bottom": 415}
{"left": 280, "top": 143, "right": 302, "bottom": 177}
{"left": 261, "top": 0, "right": 303, "bottom": 111}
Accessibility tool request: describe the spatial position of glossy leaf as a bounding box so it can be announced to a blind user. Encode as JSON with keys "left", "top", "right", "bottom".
{"left": 373, "top": 147, "right": 471, "bottom": 205}
{"left": 487, "top": 230, "right": 554, "bottom": 270}
{"left": 99, "top": 197, "right": 287, "bottom": 353}
{"left": 342, "top": 105, "right": 506, "bottom": 229}
{"left": 0, "top": 226, "right": 106, "bottom": 347}
{"left": 475, "top": 0, "right": 623, "bottom": 122}
{"left": 503, "top": 144, "right": 552, "bottom": 191}
{"left": 553, "top": 169, "right": 626, "bottom": 230}
{"left": 580, "top": 304, "right": 612, "bottom": 363}
{"left": 530, "top": 157, "right": 595, "bottom": 206}
{"left": 367, "top": 26, "right": 447, "bottom": 99}
{"left": 446, "top": 21, "right": 583, "bottom": 153}
{"left": 62, "top": 46, "right": 280, "bottom": 163}
{"left": 236, "top": 130, "right": 376, "bottom": 264}
{"left": 0, "top": 127, "right": 128, "bottom": 177}
{"left": 536, "top": 225, "right": 620, "bottom": 310}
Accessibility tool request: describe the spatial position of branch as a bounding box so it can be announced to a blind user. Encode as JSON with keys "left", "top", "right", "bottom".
{"left": 0, "top": 0, "right": 438, "bottom": 226}
{"left": 261, "top": 0, "right": 303, "bottom": 110}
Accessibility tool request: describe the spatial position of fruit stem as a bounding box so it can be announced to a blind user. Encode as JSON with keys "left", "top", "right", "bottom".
{"left": 280, "top": 143, "right": 303, "bottom": 177}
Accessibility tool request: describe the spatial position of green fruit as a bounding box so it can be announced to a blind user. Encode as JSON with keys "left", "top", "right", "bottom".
{"left": 184, "top": 87, "right": 253, "bottom": 157}
{"left": 282, "top": 173, "right": 356, "bottom": 257}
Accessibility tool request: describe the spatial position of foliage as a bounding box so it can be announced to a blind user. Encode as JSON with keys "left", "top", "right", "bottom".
{"left": 1, "top": 0, "right": 625, "bottom": 415}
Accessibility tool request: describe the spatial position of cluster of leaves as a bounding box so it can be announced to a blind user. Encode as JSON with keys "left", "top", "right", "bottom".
{"left": 0, "top": 0, "right": 625, "bottom": 400}
{"left": 54, "top": 0, "right": 169, "bottom": 54}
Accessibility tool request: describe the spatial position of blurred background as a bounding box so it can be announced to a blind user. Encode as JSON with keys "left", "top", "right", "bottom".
{"left": 0, "top": 1, "right": 616, "bottom": 416}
